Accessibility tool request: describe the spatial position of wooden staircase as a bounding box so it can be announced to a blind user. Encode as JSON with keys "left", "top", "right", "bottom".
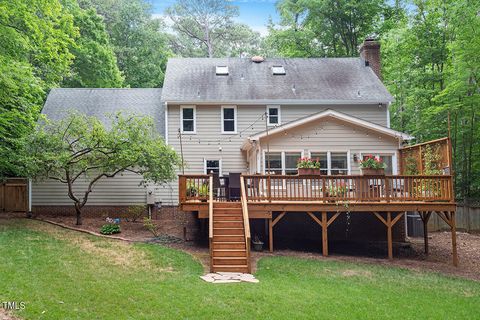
{"left": 211, "top": 202, "right": 249, "bottom": 273}
{"left": 207, "top": 175, "right": 251, "bottom": 273}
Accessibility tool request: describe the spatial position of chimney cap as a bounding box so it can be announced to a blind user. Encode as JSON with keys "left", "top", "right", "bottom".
{"left": 251, "top": 56, "right": 264, "bottom": 63}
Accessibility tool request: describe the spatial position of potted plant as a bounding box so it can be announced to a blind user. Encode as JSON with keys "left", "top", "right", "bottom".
{"left": 297, "top": 157, "right": 321, "bottom": 175}
{"left": 198, "top": 183, "right": 209, "bottom": 202}
{"left": 252, "top": 235, "right": 264, "bottom": 251}
{"left": 359, "top": 155, "right": 387, "bottom": 175}
{"left": 326, "top": 181, "right": 348, "bottom": 199}
{"left": 186, "top": 181, "right": 198, "bottom": 197}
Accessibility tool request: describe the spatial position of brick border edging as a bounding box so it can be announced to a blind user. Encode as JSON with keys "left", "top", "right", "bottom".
{"left": 31, "top": 218, "right": 138, "bottom": 243}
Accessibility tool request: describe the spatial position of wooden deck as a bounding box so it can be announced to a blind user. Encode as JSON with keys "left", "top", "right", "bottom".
{"left": 179, "top": 174, "right": 458, "bottom": 270}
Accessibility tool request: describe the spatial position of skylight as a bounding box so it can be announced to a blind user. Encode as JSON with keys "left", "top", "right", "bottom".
{"left": 272, "top": 66, "right": 286, "bottom": 75}
{"left": 216, "top": 66, "right": 229, "bottom": 75}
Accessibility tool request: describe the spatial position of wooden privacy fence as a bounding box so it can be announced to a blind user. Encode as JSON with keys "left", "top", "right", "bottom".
{"left": 0, "top": 178, "right": 28, "bottom": 212}
{"left": 429, "top": 204, "right": 480, "bottom": 232}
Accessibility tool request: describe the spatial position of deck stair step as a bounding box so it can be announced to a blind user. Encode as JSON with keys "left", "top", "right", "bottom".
{"left": 212, "top": 265, "right": 249, "bottom": 273}
{"left": 210, "top": 202, "right": 249, "bottom": 273}
{"left": 212, "top": 242, "right": 245, "bottom": 249}
{"left": 214, "top": 221, "right": 243, "bottom": 228}
{"left": 212, "top": 235, "right": 245, "bottom": 242}
{"left": 213, "top": 249, "right": 247, "bottom": 257}
{"left": 213, "top": 227, "right": 244, "bottom": 235}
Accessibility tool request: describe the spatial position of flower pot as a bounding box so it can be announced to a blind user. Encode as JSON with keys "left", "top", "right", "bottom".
{"left": 361, "top": 168, "right": 385, "bottom": 175}
{"left": 252, "top": 241, "right": 264, "bottom": 252}
{"left": 298, "top": 168, "right": 312, "bottom": 175}
{"left": 312, "top": 169, "right": 321, "bottom": 175}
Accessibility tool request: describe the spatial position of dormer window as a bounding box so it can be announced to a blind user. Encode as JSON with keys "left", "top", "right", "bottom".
{"left": 216, "top": 66, "right": 228, "bottom": 75}
{"left": 272, "top": 66, "right": 286, "bottom": 75}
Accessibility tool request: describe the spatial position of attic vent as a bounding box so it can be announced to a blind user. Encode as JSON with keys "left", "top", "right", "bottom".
{"left": 272, "top": 66, "right": 286, "bottom": 75}
{"left": 216, "top": 66, "right": 228, "bottom": 75}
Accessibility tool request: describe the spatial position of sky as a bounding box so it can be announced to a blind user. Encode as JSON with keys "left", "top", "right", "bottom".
{"left": 147, "top": 0, "right": 279, "bottom": 36}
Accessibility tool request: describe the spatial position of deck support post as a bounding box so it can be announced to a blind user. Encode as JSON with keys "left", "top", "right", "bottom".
{"left": 436, "top": 211, "right": 458, "bottom": 266}
{"left": 268, "top": 212, "right": 286, "bottom": 253}
{"left": 372, "top": 212, "right": 405, "bottom": 260}
{"left": 451, "top": 211, "right": 458, "bottom": 267}
{"left": 306, "top": 211, "right": 340, "bottom": 257}
{"left": 321, "top": 212, "right": 328, "bottom": 257}
{"left": 437, "top": 211, "right": 458, "bottom": 266}
{"left": 387, "top": 212, "right": 392, "bottom": 260}
{"left": 268, "top": 218, "right": 273, "bottom": 252}
{"left": 419, "top": 211, "right": 432, "bottom": 255}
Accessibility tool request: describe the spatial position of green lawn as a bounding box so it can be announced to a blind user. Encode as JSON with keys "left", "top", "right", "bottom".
{"left": 1, "top": 219, "right": 479, "bottom": 320}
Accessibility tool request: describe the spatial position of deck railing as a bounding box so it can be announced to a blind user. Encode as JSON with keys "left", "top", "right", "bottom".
{"left": 242, "top": 174, "right": 454, "bottom": 203}
{"left": 179, "top": 174, "right": 454, "bottom": 203}
{"left": 208, "top": 175, "right": 214, "bottom": 272}
{"left": 240, "top": 176, "right": 251, "bottom": 273}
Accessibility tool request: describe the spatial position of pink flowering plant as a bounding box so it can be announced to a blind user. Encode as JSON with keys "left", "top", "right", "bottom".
{"left": 359, "top": 155, "right": 387, "bottom": 169}
{"left": 297, "top": 157, "right": 322, "bottom": 169}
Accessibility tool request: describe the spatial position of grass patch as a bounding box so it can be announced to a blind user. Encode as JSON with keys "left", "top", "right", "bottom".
{"left": 0, "top": 219, "right": 479, "bottom": 319}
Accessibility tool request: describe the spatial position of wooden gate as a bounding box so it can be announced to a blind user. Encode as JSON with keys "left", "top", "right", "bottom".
{"left": 0, "top": 178, "right": 28, "bottom": 212}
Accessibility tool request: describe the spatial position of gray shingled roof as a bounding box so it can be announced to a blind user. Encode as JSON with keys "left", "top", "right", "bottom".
{"left": 161, "top": 57, "right": 393, "bottom": 104}
{"left": 42, "top": 88, "right": 165, "bottom": 136}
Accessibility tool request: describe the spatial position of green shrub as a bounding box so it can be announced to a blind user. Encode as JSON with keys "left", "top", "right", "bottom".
{"left": 126, "top": 205, "right": 146, "bottom": 222}
{"left": 100, "top": 224, "right": 121, "bottom": 235}
{"left": 143, "top": 217, "right": 160, "bottom": 237}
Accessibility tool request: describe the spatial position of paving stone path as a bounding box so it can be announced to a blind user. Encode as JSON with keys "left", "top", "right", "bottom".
{"left": 200, "top": 272, "right": 259, "bottom": 283}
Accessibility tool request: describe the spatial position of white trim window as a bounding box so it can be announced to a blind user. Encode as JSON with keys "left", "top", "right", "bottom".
{"left": 204, "top": 159, "right": 222, "bottom": 175}
{"left": 284, "top": 152, "right": 301, "bottom": 175}
{"left": 264, "top": 151, "right": 303, "bottom": 175}
{"left": 267, "top": 105, "right": 281, "bottom": 126}
{"left": 360, "top": 153, "right": 396, "bottom": 175}
{"left": 310, "top": 152, "right": 328, "bottom": 175}
{"left": 180, "top": 105, "right": 196, "bottom": 133}
{"left": 221, "top": 105, "right": 237, "bottom": 134}
{"left": 264, "top": 152, "right": 282, "bottom": 175}
{"left": 330, "top": 152, "right": 348, "bottom": 175}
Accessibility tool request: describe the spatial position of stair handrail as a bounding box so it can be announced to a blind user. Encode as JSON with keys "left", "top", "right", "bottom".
{"left": 208, "top": 174, "right": 214, "bottom": 272}
{"left": 240, "top": 175, "right": 251, "bottom": 273}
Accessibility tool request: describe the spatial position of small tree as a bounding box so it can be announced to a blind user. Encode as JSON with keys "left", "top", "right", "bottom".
{"left": 24, "top": 112, "right": 180, "bottom": 225}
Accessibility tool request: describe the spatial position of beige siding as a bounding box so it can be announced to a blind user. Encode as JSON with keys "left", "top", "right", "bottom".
{"left": 281, "top": 104, "right": 388, "bottom": 126}
{"left": 259, "top": 117, "right": 399, "bottom": 174}
{"left": 32, "top": 171, "right": 148, "bottom": 206}
{"left": 33, "top": 103, "right": 390, "bottom": 206}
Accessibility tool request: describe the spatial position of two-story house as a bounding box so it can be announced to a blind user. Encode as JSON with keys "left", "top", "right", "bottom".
{"left": 32, "top": 39, "right": 457, "bottom": 273}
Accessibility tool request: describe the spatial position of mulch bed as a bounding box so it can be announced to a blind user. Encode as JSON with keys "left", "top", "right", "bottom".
{"left": 24, "top": 214, "right": 480, "bottom": 281}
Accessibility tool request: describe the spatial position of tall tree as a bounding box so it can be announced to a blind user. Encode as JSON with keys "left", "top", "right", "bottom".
{"left": 268, "top": 0, "right": 390, "bottom": 57}
{"left": 62, "top": 0, "right": 124, "bottom": 88}
{"left": 82, "top": 0, "right": 171, "bottom": 87}
{"left": 0, "top": 0, "right": 77, "bottom": 177}
{"left": 383, "top": 0, "right": 480, "bottom": 199}
{"left": 166, "top": 0, "right": 240, "bottom": 58}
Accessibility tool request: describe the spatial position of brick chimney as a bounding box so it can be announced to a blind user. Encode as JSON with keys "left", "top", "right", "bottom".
{"left": 359, "top": 38, "right": 382, "bottom": 80}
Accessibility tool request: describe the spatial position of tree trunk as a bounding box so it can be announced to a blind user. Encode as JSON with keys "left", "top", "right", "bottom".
{"left": 75, "top": 203, "right": 83, "bottom": 225}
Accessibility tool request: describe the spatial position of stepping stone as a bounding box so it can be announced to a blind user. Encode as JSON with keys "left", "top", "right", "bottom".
{"left": 200, "top": 272, "right": 259, "bottom": 283}
{"left": 213, "top": 279, "right": 242, "bottom": 283}
{"left": 200, "top": 275, "right": 215, "bottom": 283}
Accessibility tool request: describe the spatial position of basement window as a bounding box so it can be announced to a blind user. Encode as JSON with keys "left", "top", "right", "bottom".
{"left": 272, "top": 66, "right": 286, "bottom": 75}
{"left": 216, "top": 66, "right": 229, "bottom": 75}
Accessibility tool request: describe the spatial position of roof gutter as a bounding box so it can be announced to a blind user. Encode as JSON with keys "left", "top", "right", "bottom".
{"left": 163, "top": 99, "right": 393, "bottom": 105}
